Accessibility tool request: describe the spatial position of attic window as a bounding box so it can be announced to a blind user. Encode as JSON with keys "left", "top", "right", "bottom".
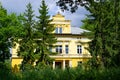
{"left": 55, "top": 27, "right": 62, "bottom": 34}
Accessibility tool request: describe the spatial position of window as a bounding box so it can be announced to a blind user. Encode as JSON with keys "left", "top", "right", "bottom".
{"left": 65, "top": 45, "right": 69, "bottom": 54}
{"left": 59, "top": 27, "right": 62, "bottom": 33}
{"left": 56, "top": 45, "right": 62, "bottom": 53}
{"left": 55, "top": 27, "right": 62, "bottom": 34}
{"left": 77, "top": 45, "right": 82, "bottom": 54}
{"left": 55, "top": 27, "right": 58, "bottom": 33}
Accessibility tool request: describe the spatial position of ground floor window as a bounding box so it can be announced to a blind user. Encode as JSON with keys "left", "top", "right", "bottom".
{"left": 55, "top": 62, "right": 62, "bottom": 69}
{"left": 78, "top": 61, "right": 82, "bottom": 66}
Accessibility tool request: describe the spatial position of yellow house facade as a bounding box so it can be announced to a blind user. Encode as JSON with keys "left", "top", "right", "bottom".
{"left": 12, "top": 12, "right": 91, "bottom": 69}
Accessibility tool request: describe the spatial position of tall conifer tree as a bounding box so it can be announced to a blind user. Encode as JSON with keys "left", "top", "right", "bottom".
{"left": 73, "top": 0, "right": 120, "bottom": 68}
{"left": 111, "top": 0, "right": 120, "bottom": 67}
{"left": 57, "top": 0, "right": 120, "bottom": 68}
{"left": 17, "top": 3, "right": 36, "bottom": 70}
{"left": 81, "top": 0, "right": 116, "bottom": 68}
{"left": 35, "top": 0, "right": 57, "bottom": 66}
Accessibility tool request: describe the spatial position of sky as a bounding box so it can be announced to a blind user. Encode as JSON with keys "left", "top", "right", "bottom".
{"left": 0, "top": 0, "right": 89, "bottom": 27}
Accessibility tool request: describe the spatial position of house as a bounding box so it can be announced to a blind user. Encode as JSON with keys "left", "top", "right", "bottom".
{"left": 12, "top": 12, "right": 91, "bottom": 69}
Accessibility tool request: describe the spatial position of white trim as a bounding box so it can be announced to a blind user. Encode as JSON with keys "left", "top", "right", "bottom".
{"left": 50, "top": 54, "right": 91, "bottom": 58}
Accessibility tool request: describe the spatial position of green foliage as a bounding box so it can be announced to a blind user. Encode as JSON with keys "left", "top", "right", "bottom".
{"left": 17, "top": 3, "right": 36, "bottom": 70}
{"left": 0, "top": 62, "right": 14, "bottom": 80}
{"left": 57, "top": 0, "right": 120, "bottom": 68}
{"left": 81, "top": 18, "right": 95, "bottom": 31}
{"left": 81, "top": 17, "right": 95, "bottom": 38}
{"left": 1, "top": 65, "right": 120, "bottom": 80}
{"left": 34, "top": 0, "right": 57, "bottom": 66}
{"left": 0, "top": 4, "right": 23, "bottom": 63}
{"left": 15, "top": 1, "right": 57, "bottom": 70}
{"left": 80, "top": 0, "right": 120, "bottom": 68}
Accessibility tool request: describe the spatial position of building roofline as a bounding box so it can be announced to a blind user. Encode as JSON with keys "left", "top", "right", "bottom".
{"left": 52, "top": 12, "right": 64, "bottom": 17}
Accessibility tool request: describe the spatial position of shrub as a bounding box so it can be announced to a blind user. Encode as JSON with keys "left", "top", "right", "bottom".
{"left": 1, "top": 63, "right": 120, "bottom": 80}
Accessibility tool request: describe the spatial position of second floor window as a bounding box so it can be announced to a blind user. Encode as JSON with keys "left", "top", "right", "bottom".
{"left": 77, "top": 45, "right": 82, "bottom": 54}
{"left": 55, "top": 27, "right": 62, "bottom": 34}
{"left": 56, "top": 45, "right": 62, "bottom": 53}
{"left": 65, "top": 45, "right": 69, "bottom": 54}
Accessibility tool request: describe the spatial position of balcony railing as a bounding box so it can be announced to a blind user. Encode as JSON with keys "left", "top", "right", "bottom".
{"left": 50, "top": 53, "right": 91, "bottom": 58}
{"left": 12, "top": 53, "right": 91, "bottom": 58}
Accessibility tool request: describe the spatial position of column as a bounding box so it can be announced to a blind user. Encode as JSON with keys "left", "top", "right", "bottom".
{"left": 63, "top": 60, "right": 65, "bottom": 69}
{"left": 62, "top": 41, "right": 65, "bottom": 54}
{"left": 69, "top": 60, "right": 72, "bottom": 67}
{"left": 53, "top": 61, "right": 55, "bottom": 69}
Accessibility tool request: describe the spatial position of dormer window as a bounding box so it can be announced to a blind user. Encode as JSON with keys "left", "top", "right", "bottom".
{"left": 59, "top": 27, "right": 62, "bottom": 33}
{"left": 55, "top": 27, "right": 62, "bottom": 34}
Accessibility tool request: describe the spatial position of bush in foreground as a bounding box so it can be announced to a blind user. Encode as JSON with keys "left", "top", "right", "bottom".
{"left": 0, "top": 65, "right": 120, "bottom": 80}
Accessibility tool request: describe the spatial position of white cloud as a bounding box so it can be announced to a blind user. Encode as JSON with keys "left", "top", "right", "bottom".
{"left": 0, "top": 0, "right": 89, "bottom": 27}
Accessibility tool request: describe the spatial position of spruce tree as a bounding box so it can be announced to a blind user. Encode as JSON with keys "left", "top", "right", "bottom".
{"left": 35, "top": 0, "right": 57, "bottom": 67}
{"left": 80, "top": 0, "right": 120, "bottom": 68}
{"left": 17, "top": 3, "right": 36, "bottom": 70}
{"left": 57, "top": 0, "right": 120, "bottom": 68}
{"left": 81, "top": 1, "right": 114, "bottom": 68}
{"left": 111, "top": 0, "right": 120, "bottom": 67}
{"left": 81, "top": 18, "right": 95, "bottom": 39}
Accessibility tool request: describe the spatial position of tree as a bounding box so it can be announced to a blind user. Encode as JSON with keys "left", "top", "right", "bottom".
{"left": 0, "top": 3, "right": 22, "bottom": 63}
{"left": 81, "top": 18, "right": 95, "bottom": 39}
{"left": 81, "top": 18, "right": 95, "bottom": 31}
{"left": 34, "top": 0, "right": 57, "bottom": 67}
{"left": 57, "top": 0, "right": 120, "bottom": 68}
{"left": 56, "top": 0, "right": 91, "bottom": 13}
{"left": 82, "top": 0, "right": 120, "bottom": 68}
{"left": 17, "top": 3, "right": 36, "bottom": 70}
{"left": 111, "top": 0, "right": 120, "bottom": 67}
{"left": 81, "top": 1, "right": 116, "bottom": 68}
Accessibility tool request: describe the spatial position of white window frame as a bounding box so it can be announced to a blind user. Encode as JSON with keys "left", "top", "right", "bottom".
{"left": 55, "top": 27, "right": 62, "bottom": 34}
{"left": 77, "top": 45, "right": 82, "bottom": 54}
{"left": 56, "top": 45, "right": 62, "bottom": 53}
{"left": 65, "top": 45, "right": 69, "bottom": 54}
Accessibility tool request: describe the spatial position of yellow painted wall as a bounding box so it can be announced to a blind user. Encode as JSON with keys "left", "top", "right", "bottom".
{"left": 71, "top": 59, "right": 82, "bottom": 67}
{"left": 12, "top": 58, "right": 23, "bottom": 68}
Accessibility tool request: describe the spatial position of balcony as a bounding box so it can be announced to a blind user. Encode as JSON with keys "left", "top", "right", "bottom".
{"left": 50, "top": 53, "right": 91, "bottom": 59}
